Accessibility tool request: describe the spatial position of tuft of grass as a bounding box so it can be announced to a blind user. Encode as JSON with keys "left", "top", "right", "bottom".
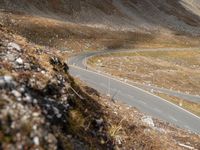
{"left": 0, "top": 69, "right": 8, "bottom": 76}
{"left": 68, "top": 110, "right": 85, "bottom": 133}
{"left": 109, "top": 118, "right": 124, "bottom": 137}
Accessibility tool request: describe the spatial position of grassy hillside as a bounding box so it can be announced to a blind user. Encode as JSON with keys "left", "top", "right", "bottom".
{"left": 1, "top": 0, "right": 200, "bottom": 35}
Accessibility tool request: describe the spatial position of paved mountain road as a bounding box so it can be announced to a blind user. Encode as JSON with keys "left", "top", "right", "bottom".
{"left": 68, "top": 48, "right": 200, "bottom": 134}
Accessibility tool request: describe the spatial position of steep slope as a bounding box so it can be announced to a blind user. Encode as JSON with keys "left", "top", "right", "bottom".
{"left": 1, "top": 0, "right": 200, "bottom": 35}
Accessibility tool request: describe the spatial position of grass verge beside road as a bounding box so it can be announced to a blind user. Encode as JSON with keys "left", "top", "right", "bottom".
{"left": 88, "top": 50, "right": 200, "bottom": 95}
{"left": 156, "top": 92, "right": 200, "bottom": 117}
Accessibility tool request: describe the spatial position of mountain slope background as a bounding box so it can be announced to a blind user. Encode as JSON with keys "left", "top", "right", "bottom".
{"left": 1, "top": 0, "right": 200, "bottom": 34}
{"left": 1, "top": 0, "right": 200, "bottom": 50}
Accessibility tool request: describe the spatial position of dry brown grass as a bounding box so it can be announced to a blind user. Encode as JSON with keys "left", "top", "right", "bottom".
{"left": 1, "top": 11, "right": 200, "bottom": 53}
{"left": 89, "top": 50, "right": 200, "bottom": 95}
{"left": 79, "top": 78, "right": 200, "bottom": 150}
{"left": 156, "top": 92, "right": 200, "bottom": 116}
{"left": 68, "top": 110, "right": 85, "bottom": 133}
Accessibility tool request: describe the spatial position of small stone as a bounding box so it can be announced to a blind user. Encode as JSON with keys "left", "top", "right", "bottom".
{"left": 33, "top": 136, "right": 40, "bottom": 146}
{"left": 33, "top": 99, "right": 38, "bottom": 104}
{"left": 23, "top": 94, "right": 32, "bottom": 103}
{"left": 5, "top": 53, "right": 16, "bottom": 61}
{"left": 46, "top": 133, "right": 56, "bottom": 143}
{"left": 47, "top": 115, "right": 53, "bottom": 119}
{"left": 141, "top": 116, "right": 154, "bottom": 127}
{"left": 155, "top": 127, "right": 166, "bottom": 134}
{"left": 11, "top": 122, "right": 16, "bottom": 129}
{"left": 32, "top": 112, "right": 40, "bottom": 117}
{"left": 32, "top": 125, "right": 37, "bottom": 130}
{"left": 16, "top": 57, "right": 23, "bottom": 65}
{"left": 43, "top": 110, "right": 48, "bottom": 115}
{"left": 19, "top": 87, "right": 25, "bottom": 93}
{"left": 4, "top": 75, "right": 13, "bottom": 83}
{"left": 8, "top": 42, "right": 21, "bottom": 51}
{"left": 67, "top": 135, "right": 72, "bottom": 139}
{"left": 95, "top": 118, "right": 104, "bottom": 126}
{"left": 45, "top": 104, "right": 51, "bottom": 108}
{"left": 114, "top": 111, "right": 118, "bottom": 115}
{"left": 24, "top": 63, "right": 31, "bottom": 70}
{"left": 115, "top": 136, "right": 122, "bottom": 145}
{"left": 64, "top": 104, "right": 70, "bottom": 109}
{"left": 53, "top": 107, "right": 59, "bottom": 115}
{"left": 17, "top": 144, "right": 23, "bottom": 150}
{"left": 56, "top": 113, "right": 62, "bottom": 118}
{"left": 12, "top": 90, "right": 21, "bottom": 98}
{"left": 41, "top": 70, "right": 45, "bottom": 74}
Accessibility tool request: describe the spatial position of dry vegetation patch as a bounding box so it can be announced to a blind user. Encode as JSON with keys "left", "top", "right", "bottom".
{"left": 156, "top": 92, "right": 200, "bottom": 117}
{"left": 1, "top": 10, "right": 200, "bottom": 53}
{"left": 89, "top": 50, "right": 200, "bottom": 95}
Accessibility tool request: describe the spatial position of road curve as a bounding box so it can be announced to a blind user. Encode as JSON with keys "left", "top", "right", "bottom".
{"left": 68, "top": 49, "right": 200, "bottom": 134}
{"left": 69, "top": 49, "right": 200, "bottom": 104}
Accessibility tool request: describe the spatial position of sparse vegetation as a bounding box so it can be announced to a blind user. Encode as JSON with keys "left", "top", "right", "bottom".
{"left": 1, "top": 11, "right": 200, "bottom": 53}
{"left": 156, "top": 92, "right": 200, "bottom": 117}
{"left": 89, "top": 50, "right": 200, "bottom": 95}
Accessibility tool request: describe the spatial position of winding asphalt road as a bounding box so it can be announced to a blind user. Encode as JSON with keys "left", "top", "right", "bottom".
{"left": 68, "top": 49, "right": 200, "bottom": 134}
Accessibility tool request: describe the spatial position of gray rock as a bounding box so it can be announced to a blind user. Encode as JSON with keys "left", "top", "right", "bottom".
{"left": 115, "top": 135, "right": 122, "bottom": 145}
{"left": 32, "top": 125, "right": 37, "bottom": 130}
{"left": 33, "top": 136, "right": 40, "bottom": 145}
{"left": 141, "top": 116, "right": 154, "bottom": 127}
{"left": 0, "top": 76, "right": 15, "bottom": 88}
{"left": 11, "top": 90, "right": 22, "bottom": 99}
{"left": 24, "top": 63, "right": 31, "bottom": 70}
{"left": 16, "top": 57, "right": 23, "bottom": 65}
{"left": 41, "top": 70, "right": 45, "bottom": 74}
{"left": 47, "top": 115, "right": 53, "bottom": 119}
{"left": 32, "top": 112, "right": 40, "bottom": 117}
{"left": 8, "top": 42, "right": 21, "bottom": 51}
{"left": 23, "top": 94, "right": 32, "bottom": 103}
{"left": 53, "top": 107, "right": 59, "bottom": 115}
{"left": 56, "top": 114, "right": 62, "bottom": 118}
{"left": 19, "top": 87, "right": 25, "bottom": 93}
{"left": 64, "top": 104, "right": 70, "bottom": 109}
{"left": 33, "top": 99, "right": 38, "bottom": 104}
{"left": 95, "top": 118, "right": 104, "bottom": 126}
{"left": 5, "top": 53, "right": 16, "bottom": 62}
{"left": 4, "top": 75, "right": 13, "bottom": 83}
{"left": 46, "top": 133, "right": 57, "bottom": 143}
{"left": 67, "top": 135, "right": 72, "bottom": 139}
